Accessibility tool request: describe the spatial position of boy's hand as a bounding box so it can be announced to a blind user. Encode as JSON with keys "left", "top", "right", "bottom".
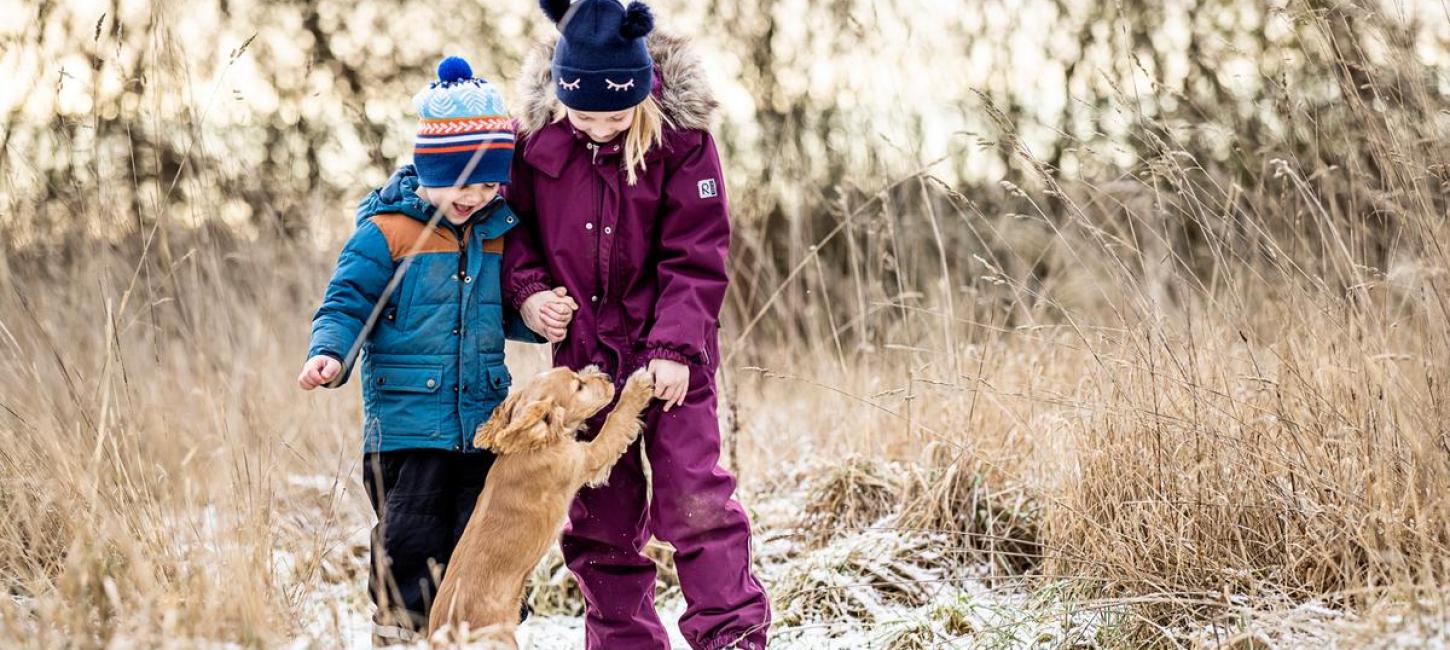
{"left": 523, "top": 287, "right": 578, "bottom": 343}
{"left": 298, "top": 355, "right": 342, "bottom": 390}
{"left": 648, "top": 358, "right": 690, "bottom": 412}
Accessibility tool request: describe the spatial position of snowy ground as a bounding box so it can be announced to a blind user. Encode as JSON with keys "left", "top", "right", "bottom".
{"left": 285, "top": 469, "right": 1115, "bottom": 649}
{"left": 77, "top": 463, "right": 1432, "bottom": 649}
{"left": 279, "top": 462, "right": 1450, "bottom": 649}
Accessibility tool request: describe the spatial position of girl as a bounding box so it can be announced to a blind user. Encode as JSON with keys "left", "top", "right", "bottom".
{"left": 503, "top": 1, "right": 771, "bottom": 648}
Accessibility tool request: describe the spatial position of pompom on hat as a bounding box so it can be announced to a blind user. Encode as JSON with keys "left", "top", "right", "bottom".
{"left": 411, "top": 56, "right": 515, "bottom": 187}
{"left": 540, "top": 0, "right": 655, "bottom": 112}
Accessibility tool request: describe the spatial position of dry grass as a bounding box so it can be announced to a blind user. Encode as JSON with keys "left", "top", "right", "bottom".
{"left": 2, "top": 201, "right": 1447, "bottom": 647}
{"left": 0, "top": 239, "right": 358, "bottom": 646}
{"left": 898, "top": 448, "right": 1042, "bottom": 577}
{"left": 795, "top": 457, "right": 902, "bottom": 548}
{"left": 1047, "top": 307, "right": 1450, "bottom": 629}
{"left": 2, "top": 0, "right": 1449, "bottom": 647}
{"left": 524, "top": 540, "right": 679, "bottom": 618}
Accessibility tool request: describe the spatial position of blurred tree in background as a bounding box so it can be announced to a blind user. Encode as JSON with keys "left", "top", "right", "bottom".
{"left": 0, "top": 0, "right": 1446, "bottom": 353}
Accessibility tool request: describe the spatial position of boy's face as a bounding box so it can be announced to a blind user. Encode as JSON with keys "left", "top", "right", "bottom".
{"left": 567, "top": 108, "right": 634, "bottom": 144}
{"left": 416, "top": 182, "right": 500, "bottom": 225}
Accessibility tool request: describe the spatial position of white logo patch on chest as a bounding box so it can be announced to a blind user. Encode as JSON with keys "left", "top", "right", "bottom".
{"left": 697, "top": 178, "right": 718, "bottom": 199}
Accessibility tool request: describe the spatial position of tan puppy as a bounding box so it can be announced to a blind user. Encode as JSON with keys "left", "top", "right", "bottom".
{"left": 428, "top": 365, "right": 654, "bottom": 646}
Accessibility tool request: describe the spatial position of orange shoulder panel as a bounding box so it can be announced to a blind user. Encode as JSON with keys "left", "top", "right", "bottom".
{"left": 368, "top": 214, "right": 459, "bottom": 260}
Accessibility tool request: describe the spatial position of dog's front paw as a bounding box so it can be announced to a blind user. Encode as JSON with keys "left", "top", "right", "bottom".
{"left": 620, "top": 367, "right": 654, "bottom": 408}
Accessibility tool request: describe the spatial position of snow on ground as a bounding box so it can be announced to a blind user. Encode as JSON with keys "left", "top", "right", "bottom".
{"left": 285, "top": 468, "right": 1113, "bottom": 649}
{"left": 282, "top": 463, "right": 1447, "bottom": 649}
{"left": 517, "top": 607, "right": 691, "bottom": 650}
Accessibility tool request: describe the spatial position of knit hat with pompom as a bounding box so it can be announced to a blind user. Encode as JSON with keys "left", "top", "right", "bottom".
{"left": 540, "top": 0, "right": 655, "bottom": 112}
{"left": 411, "top": 56, "right": 515, "bottom": 187}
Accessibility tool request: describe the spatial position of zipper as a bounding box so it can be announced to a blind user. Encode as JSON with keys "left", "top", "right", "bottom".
{"left": 452, "top": 198, "right": 499, "bottom": 288}
{"left": 595, "top": 158, "right": 606, "bottom": 304}
{"left": 456, "top": 223, "right": 470, "bottom": 451}
{"left": 448, "top": 199, "right": 502, "bottom": 451}
{"left": 588, "top": 142, "right": 599, "bottom": 165}
{"left": 457, "top": 225, "right": 469, "bottom": 283}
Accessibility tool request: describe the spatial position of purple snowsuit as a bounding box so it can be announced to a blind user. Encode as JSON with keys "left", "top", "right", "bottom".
{"left": 501, "top": 33, "right": 771, "bottom": 650}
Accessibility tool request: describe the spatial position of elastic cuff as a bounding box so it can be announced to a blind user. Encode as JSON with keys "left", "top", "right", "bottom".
{"left": 641, "top": 343, "right": 694, "bottom": 366}
{"left": 307, "top": 346, "right": 343, "bottom": 363}
{"left": 507, "top": 280, "right": 553, "bottom": 311}
{"left": 703, "top": 634, "right": 766, "bottom": 650}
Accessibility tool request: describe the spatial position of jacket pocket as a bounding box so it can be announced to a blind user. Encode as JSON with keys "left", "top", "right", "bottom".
{"left": 702, "top": 321, "right": 720, "bottom": 369}
{"left": 484, "top": 364, "right": 512, "bottom": 396}
{"left": 370, "top": 363, "right": 443, "bottom": 438}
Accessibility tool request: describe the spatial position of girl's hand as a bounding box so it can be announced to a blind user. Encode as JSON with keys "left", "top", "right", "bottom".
{"left": 298, "top": 355, "right": 342, "bottom": 390}
{"left": 647, "top": 358, "right": 690, "bottom": 412}
{"left": 523, "top": 287, "right": 578, "bottom": 342}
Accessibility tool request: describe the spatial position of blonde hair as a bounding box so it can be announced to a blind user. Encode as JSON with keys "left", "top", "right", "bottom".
{"left": 622, "top": 96, "right": 665, "bottom": 186}
{"left": 556, "top": 96, "right": 667, "bottom": 186}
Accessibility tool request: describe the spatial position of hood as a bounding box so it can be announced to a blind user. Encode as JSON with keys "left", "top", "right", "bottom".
{"left": 355, "top": 165, "right": 437, "bottom": 226}
{"left": 518, "top": 30, "right": 718, "bottom": 136}
{"left": 355, "top": 165, "right": 517, "bottom": 239}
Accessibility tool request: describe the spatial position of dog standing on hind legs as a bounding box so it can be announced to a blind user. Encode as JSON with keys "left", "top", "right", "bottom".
{"left": 427, "top": 366, "right": 654, "bottom": 646}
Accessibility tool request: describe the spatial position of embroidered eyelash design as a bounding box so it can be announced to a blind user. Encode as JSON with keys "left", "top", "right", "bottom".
{"left": 605, "top": 78, "right": 635, "bottom": 92}
{"left": 559, "top": 78, "right": 581, "bottom": 91}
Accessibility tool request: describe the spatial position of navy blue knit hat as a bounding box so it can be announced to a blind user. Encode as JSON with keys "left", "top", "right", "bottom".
{"left": 541, "top": 0, "right": 655, "bottom": 112}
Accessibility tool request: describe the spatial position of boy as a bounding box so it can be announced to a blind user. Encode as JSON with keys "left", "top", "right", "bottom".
{"left": 297, "top": 57, "right": 576, "bottom": 644}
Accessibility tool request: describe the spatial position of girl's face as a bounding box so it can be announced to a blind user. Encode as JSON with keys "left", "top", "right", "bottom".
{"left": 416, "top": 182, "right": 500, "bottom": 225}
{"left": 566, "top": 108, "right": 635, "bottom": 144}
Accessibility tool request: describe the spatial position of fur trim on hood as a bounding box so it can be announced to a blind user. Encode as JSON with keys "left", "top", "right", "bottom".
{"left": 518, "top": 30, "right": 718, "bottom": 136}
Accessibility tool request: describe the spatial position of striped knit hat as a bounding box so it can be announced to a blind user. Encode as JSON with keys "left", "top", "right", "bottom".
{"left": 411, "top": 57, "right": 514, "bottom": 187}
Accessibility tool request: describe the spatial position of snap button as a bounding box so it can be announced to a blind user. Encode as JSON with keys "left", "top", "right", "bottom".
{"left": 585, "top": 222, "right": 594, "bottom": 230}
{"left": 452, "top": 328, "right": 459, "bottom": 335}
{"left": 426, "top": 379, "right": 436, "bottom": 389}
{"left": 603, "top": 226, "right": 612, "bottom": 235}
{"left": 506, "top": 216, "right": 514, "bottom": 223}
{"left": 452, "top": 386, "right": 459, "bottom": 393}
{"left": 463, "top": 276, "right": 472, "bottom": 283}
{"left": 590, "top": 295, "right": 598, "bottom": 302}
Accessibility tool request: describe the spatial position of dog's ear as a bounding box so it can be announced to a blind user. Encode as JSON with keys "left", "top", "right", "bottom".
{"left": 475, "top": 390, "right": 521, "bottom": 451}
{"left": 475, "top": 394, "right": 563, "bottom": 454}
{"left": 475, "top": 391, "right": 531, "bottom": 451}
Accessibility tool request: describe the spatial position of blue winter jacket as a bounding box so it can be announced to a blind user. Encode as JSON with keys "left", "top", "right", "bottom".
{"left": 308, "top": 165, "right": 539, "bottom": 453}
